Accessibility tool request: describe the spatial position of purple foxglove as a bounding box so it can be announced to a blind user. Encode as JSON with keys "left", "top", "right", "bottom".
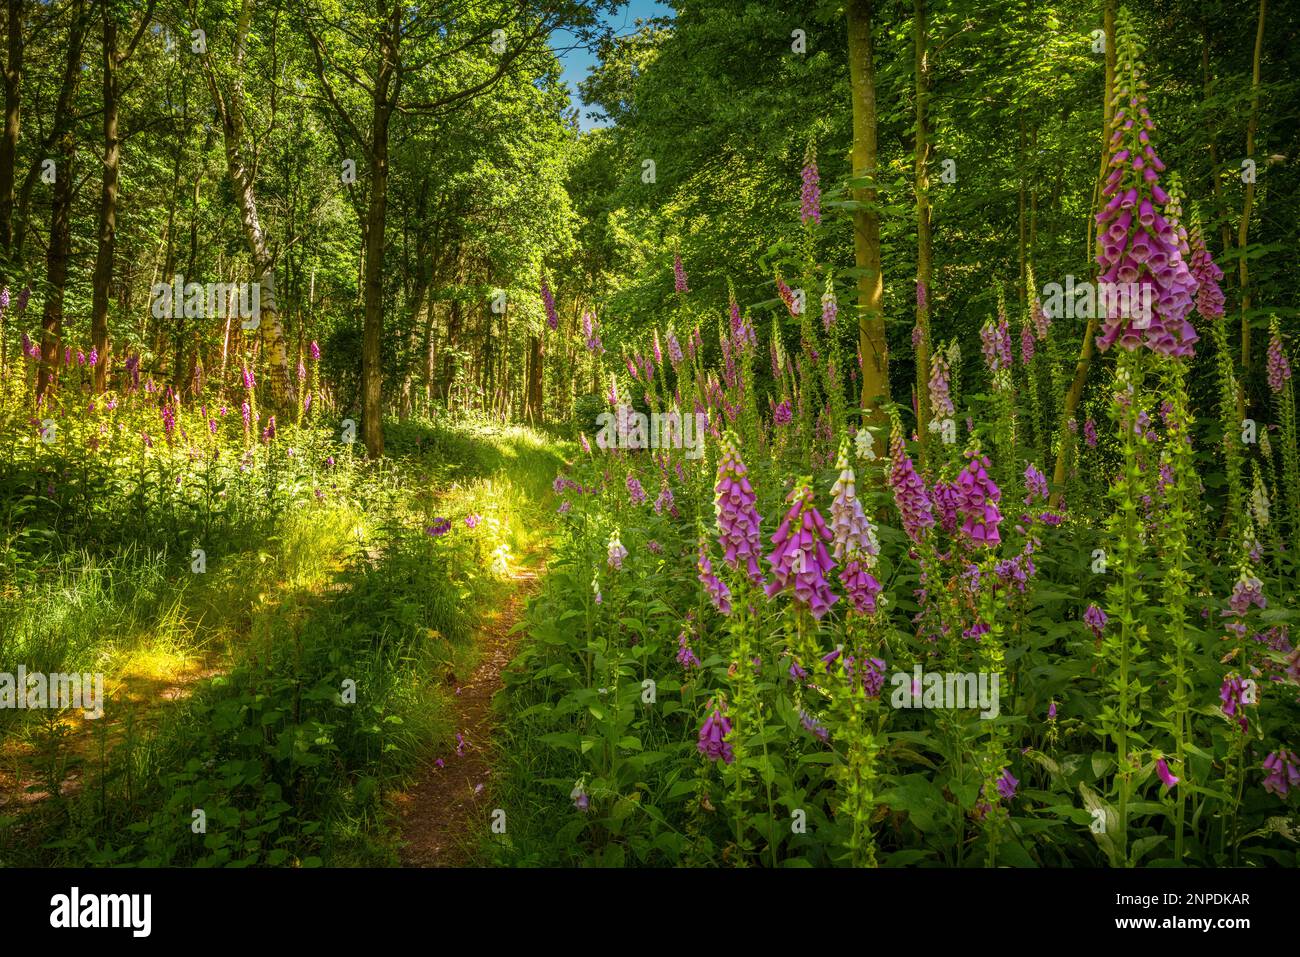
{"left": 763, "top": 480, "right": 838, "bottom": 620}
{"left": 714, "top": 435, "right": 765, "bottom": 583}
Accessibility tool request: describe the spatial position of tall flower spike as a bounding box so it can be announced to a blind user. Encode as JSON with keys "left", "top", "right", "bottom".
{"left": 673, "top": 247, "right": 689, "bottom": 294}
{"left": 855, "top": 426, "right": 877, "bottom": 461}
{"left": 541, "top": 276, "right": 559, "bottom": 331}
{"left": 1024, "top": 462, "right": 1049, "bottom": 504}
{"left": 929, "top": 349, "right": 954, "bottom": 421}
{"left": 582, "top": 312, "right": 604, "bottom": 354}
{"left": 764, "top": 478, "right": 839, "bottom": 620}
{"left": 1266, "top": 318, "right": 1292, "bottom": 394}
{"left": 698, "top": 703, "right": 734, "bottom": 764}
{"left": 714, "top": 434, "right": 766, "bottom": 583}
{"left": 666, "top": 328, "right": 683, "bottom": 366}
{"left": 800, "top": 141, "right": 821, "bottom": 226}
{"left": 775, "top": 268, "right": 799, "bottom": 318}
{"left": 697, "top": 538, "right": 733, "bottom": 615}
{"left": 955, "top": 449, "right": 1003, "bottom": 546}
{"left": 773, "top": 398, "right": 793, "bottom": 427}
{"left": 830, "top": 440, "right": 878, "bottom": 562}
{"left": 1084, "top": 602, "right": 1107, "bottom": 639}
{"left": 654, "top": 478, "right": 675, "bottom": 517}
{"left": 840, "top": 558, "right": 882, "bottom": 615}
{"left": 729, "top": 280, "right": 743, "bottom": 337}
{"left": 1188, "top": 213, "right": 1224, "bottom": 322}
{"left": 888, "top": 424, "right": 934, "bottom": 543}
{"left": 626, "top": 473, "right": 646, "bottom": 506}
{"left": 1093, "top": 12, "right": 1198, "bottom": 357}
{"left": 1262, "top": 751, "right": 1300, "bottom": 798}
{"left": 1249, "top": 464, "right": 1270, "bottom": 529}
{"left": 1020, "top": 320, "right": 1035, "bottom": 364}
{"left": 1027, "top": 262, "right": 1051, "bottom": 340}
{"left": 1163, "top": 173, "right": 1192, "bottom": 262}
{"left": 607, "top": 529, "right": 628, "bottom": 570}
{"left": 820, "top": 273, "right": 837, "bottom": 333}
{"left": 980, "top": 316, "right": 1011, "bottom": 373}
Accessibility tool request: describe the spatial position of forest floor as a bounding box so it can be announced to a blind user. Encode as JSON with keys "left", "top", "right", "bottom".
{"left": 393, "top": 545, "right": 547, "bottom": 866}
{"left": 0, "top": 657, "right": 222, "bottom": 808}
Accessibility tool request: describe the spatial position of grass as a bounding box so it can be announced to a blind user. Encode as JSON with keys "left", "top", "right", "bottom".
{"left": 0, "top": 414, "right": 568, "bottom": 867}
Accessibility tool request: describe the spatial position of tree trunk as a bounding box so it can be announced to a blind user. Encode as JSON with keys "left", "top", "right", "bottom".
{"left": 913, "top": 0, "right": 932, "bottom": 444}
{"left": 35, "top": 0, "right": 87, "bottom": 399}
{"left": 1238, "top": 0, "right": 1266, "bottom": 377}
{"left": 423, "top": 302, "right": 437, "bottom": 405}
{"left": 359, "top": 7, "right": 400, "bottom": 457}
{"left": 1200, "top": 33, "right": 1234, "bottom": 260}
{"left": 203, "top": 0, "right": 295, "bottom": 409}
{"left": 1052, "top": 0, "right": 1115, "bottom": 502}
{"left": 1029, "top": 125, "right": 1038, "bottom": 256}
{"left": 159, "top": 97, "right": 183, "bottom": 387}
{"left": 174, "top": 160, "right": 203, "bottom": 394}
{"left": 1017, "top": 114, "right": 1027, "bottom": 306}
{"left": 0, "top": 0, "right": 23, "bottom": 265}
{"left": 39, "top": 135, "right": 75, "bottom": 401}
{"left": 90, "top": 5, "right": 120, "bottom": 392}
{"left": 525, "top": 333, "right": 543, "bottom": 424}
{"left": 442, "top": 296, "right": 462, "bottom": 401}
{"left": 846, "top": 0, "right": 888, "bottom": 426}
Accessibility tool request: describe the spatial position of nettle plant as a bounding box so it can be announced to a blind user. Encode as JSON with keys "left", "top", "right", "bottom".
{"left": 499, "top": 7, "right": 1298, "bottom": 868}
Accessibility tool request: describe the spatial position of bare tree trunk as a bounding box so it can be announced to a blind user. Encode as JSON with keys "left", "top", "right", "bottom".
{"left": 1200, "top": 33, "right": 1235, "bottom": 260}
{"left": 1029, "top": 125, "right": 1038, "bottom": 255}
{"left": 1017, "top": 114, "right": 1027, "bottom": 308}
{"left": 174, "top": 156, "right": 204, "bottom": 394}
{"left": 202, "top": 0, "right": 295, "bottom": 409}
{"left": 525, "top": 334, "right": 543, "bottom": 424}
{"left": 441, "top": 280, "right": 463, "bottom": 400}
{"left": 1052, "top": 0, "right": 1115, "bottom": 502}
{"left": 913, "top": 0, "right": 932, "bottom": 447}
{"left": 358, "top": 6, "right": 400, "bottom": 456}
{"left": 0, "top": 0, "right": 23, "bottom": 264}
{"left": 39, "top": 138, "right": 74, "bottom": 400}
{"left": 159, "top": 91, "right": 184, "bottom": 387}
{"left": 90, "top": 5, "right": 122, "bottom": 392}
{"left": 1238, "top": 0, "right": 1266, "bottom": 377}
{"left": 36, "top": 0, "right": 87, "bottom": 399}
{"left": 846, "top": 0, "right": 889, "bottom": 426}
{"left": 423, "top": 302, "right": 437, "bottom": 405}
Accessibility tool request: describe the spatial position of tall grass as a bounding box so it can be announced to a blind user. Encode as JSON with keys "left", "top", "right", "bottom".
{"left": 0, "top": 413, "right": 566, "bottom": 867}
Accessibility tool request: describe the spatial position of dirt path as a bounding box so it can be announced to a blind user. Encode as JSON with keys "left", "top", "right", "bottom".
{"left": 393, "top": 555, "right": 544, "bottom": 867}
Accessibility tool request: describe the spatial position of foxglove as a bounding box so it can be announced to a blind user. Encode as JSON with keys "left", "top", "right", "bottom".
{"left": 714, "top": 435, "right": 765, "bottom": 583}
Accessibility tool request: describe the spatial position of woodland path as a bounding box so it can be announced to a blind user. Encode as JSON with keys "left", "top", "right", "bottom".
{"left": 393, "top": 549, "right": 546, "bottom": 866}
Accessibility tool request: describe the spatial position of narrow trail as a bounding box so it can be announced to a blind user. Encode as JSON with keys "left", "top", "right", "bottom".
{"left": 394, "top": 549, "right": 545, "bottom": 867}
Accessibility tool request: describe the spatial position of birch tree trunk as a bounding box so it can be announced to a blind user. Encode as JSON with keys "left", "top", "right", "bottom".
{"left": 202, "top": 0, "right": 295, "bottom": 410}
